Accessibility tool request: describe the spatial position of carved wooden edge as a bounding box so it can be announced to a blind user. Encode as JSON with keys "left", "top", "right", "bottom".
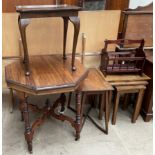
{"left": 6, "top": 69, "right": 89, "bottom": 97}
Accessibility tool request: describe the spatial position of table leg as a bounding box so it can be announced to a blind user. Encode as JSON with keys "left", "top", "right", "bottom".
{"left": 69, "top": 16, "right": 80, "bottom": 71}
{"left": 99, "top": 93, "right": 104, "bottom": 120}
{"left": 108, "top": 91, "right": 112, "bottom": 122}
{"left": 62, "top": 17, "right": 69, "bottom": 60}
{"left": 68, "top": 92, "right": 72, "bottom": 108}
{"left": 112, "top": 91, "right": 120, "bottom": 125}
{"left": 9, "top": 88, "right": 14, "bottom": 113}
{"left": 75, "top": 91, "right": 81, "bottom": 140}
{"left": 20, "top": 94, "right": 33, "bottom": 153}
{"left": 122, "top": 94, "right": 130, "bottom": 111}
{"left": 132, "top": 89, "right": 145, "bottom": 123}
{"left": 18, "top": 15, "right": 31, "bottom": 76}
{"left": 105, "top": 91, "right": 109, "bottom": 134}
{"left": 80, "top": 93, "right": 86, "bottom": 129}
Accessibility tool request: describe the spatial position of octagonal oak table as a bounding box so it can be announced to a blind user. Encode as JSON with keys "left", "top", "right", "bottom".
{"left": 16, "top": 4, "right": 81, "bottom": 75}
{"left": 5, "top": 55, "right": 88, "bottom": 153}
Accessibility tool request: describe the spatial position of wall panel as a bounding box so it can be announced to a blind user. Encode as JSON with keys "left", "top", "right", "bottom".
{"left": 2, "top": 10, "right": 121, "bottom": 57}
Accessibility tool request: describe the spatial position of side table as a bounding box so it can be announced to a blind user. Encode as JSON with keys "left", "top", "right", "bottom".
{"left": 68, "top": 68, "right": 113, "bottom": 134}
{"left": 104, "top": 74, "right": 150, "bottom": 124}
{"left": 16, "top": 5, "right": 81, "bottom": 75}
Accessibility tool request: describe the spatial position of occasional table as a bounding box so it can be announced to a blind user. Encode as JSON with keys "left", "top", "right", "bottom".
{"left": 68, "top": 68, "right": 113, "bottom": 134}
{"left": 16, "top": 5, "right": 81, "bottom": 75}
{"left": 104, "top": 74, "right": 150, "bottom": 124}
{"left": 5, "top": 55, "right": 88, "bottom": 153}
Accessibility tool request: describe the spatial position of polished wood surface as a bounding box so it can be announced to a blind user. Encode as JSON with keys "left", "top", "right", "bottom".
{"left": 104, "top": 73, "right": 150, "bottom": 83}
{"left": 2, "top": 0, "right": 82, "bottom": 12}
{"left": 110, "top": 81, "right": 148, "bottom": 86}
{"left": 16, "top": 4, "right": 81, "bottom": 12}
{"left": 81, "top": 68, "right": 113, "bottom": 92}
{"left": 6, "top": 55, "right": 88, "bottom": 153}
{"left": 5, "top": 55, "right": 88, "bottom": 95}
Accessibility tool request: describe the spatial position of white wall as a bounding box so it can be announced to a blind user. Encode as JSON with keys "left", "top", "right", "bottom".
{"left": 129, "top": 0, "right": 153, "bottom": 9}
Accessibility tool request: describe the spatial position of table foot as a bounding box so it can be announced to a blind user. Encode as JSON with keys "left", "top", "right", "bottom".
{"left": 25, "top": 71, "right": 30, "bottom": 76}
{"left": 27, "top": 141, "right": 33, "bottom": 154}
{"left": 72, "top": 66, "right": 76, "bottom": 71}
{"left": 75, "top": 132, "right": 80, "bottom": 141}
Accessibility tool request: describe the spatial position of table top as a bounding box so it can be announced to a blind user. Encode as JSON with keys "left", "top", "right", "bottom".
{"left": 5, "top": 55, "right": 88, "bottom": 95}
{"left": 16, "top": 4, "right": 81, "bottom": 13}
{"left": 81, "top": 68, "right": 113, "bottom": 92}
{"left": 104, "top": 73, "right": 150, "bottom": 83}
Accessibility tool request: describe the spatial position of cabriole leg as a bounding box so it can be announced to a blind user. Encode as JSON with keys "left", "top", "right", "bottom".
{"left": 18, "top": 15, "right": 31, "bottom": 76}
{"left": 62, "top": 17, "right": 69, "bottom": 60}
{"left": 69, "top": 16, "right": 80, "bottom": 71}
{"left": 9, "top": 88, "right": 14, "bottom": 113}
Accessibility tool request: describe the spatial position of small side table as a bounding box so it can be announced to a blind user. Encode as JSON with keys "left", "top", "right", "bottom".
{"left": 68, "top": 69, "right": 113, "bottom": 134}
{"left": 5, "top": 55, "right": 88, "bottom": 153}
{"left": 104, "top": 74, "right": 150, "bottom": 124}
{"left": 16, "top": 5, "right": 81, "bottom": 75}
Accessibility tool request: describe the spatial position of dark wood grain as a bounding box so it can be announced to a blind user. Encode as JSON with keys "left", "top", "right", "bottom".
{"left": 81, "top": 68, "right": 113, "bottom": 92}
{"left": 16, "top": 4, "right": 81, "bottom": 13}
{"left": 5, "top": 55, "right": 88, "bottom": 95}
{"left": 2, "top": 0, "right": 82, "bottom": 12}
{"left": 6, "top": 55, "right": 88, "bottom": 153}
